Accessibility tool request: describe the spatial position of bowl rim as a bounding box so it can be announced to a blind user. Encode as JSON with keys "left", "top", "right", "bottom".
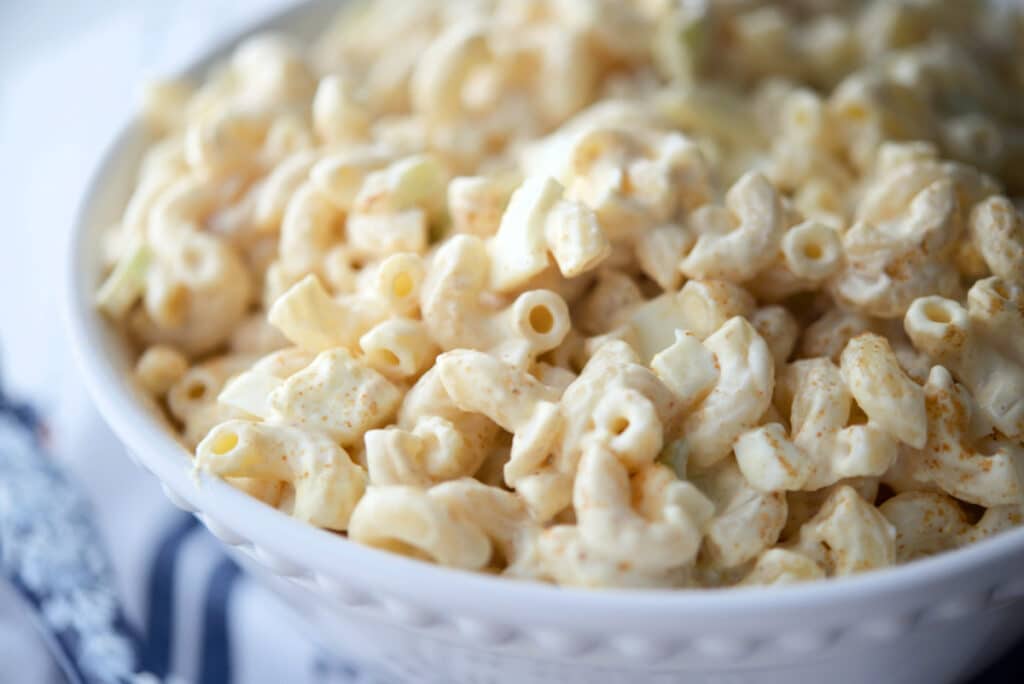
{"left": 63, "top": 0, "right": 1024, "bottom": 622}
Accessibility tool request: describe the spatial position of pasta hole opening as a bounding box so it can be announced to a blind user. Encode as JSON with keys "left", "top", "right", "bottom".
{"left": 802, "top": 241, "right": 824, "bottom": 260}
{"left": 161, "top": 285, "right": 190, "bottom": 324}
{"left": 372, "top": 349, "right": 401, "bottom": 367}
{"left": 791, "top": 107, "right": 812, "bottom": 130}
{"left": 610, "top": 416, "right": 630, "bottom": 436}
{"left": 923, "top": 301, "right": 953, "bottom": 324}
{"left": 392, "top": 272, "right": 414, "bottom": 299}
{"left": 529, "top": 305, "right": 555, "bottom": 335}
{"left": 487, "top": 545, "right": 510, "bottom": 572}
{"left": 211, "top": 431, "right": 239, "bottom": 455}
{"left": 992, "top": 280, "right": 1010, "bottom": 300}
{"left": 182, "top": 245, "right": 204, "bottom": 272}
{"left": 329, "top": 215, "right": 346, "bottom": 243}
{"left": 187, "top": 381, "right": 208, "bottom": 400}
{"left": 842, "top": 102, "right": 869, "bottom": 123}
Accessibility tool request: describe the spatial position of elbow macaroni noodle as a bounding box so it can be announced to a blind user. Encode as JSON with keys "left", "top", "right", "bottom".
{"left": 99, "top": 0, "right": 1024, "bottom": 589}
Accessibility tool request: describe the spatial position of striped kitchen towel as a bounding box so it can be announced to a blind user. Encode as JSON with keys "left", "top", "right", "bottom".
{"left": 0, "top": 374, "right": 387, "bottom": 684}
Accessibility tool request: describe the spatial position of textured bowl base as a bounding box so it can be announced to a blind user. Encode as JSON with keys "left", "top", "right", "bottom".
{"left": 230, "top": 548, "right": 1024, "bottom": 684}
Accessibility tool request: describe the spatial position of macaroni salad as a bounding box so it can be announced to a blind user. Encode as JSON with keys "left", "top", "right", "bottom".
{"left": 97, "top": 0, "right": 1024, "bottom": 588}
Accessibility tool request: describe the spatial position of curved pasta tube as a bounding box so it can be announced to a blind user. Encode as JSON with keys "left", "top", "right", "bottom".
{"left": 185, "top": 109, "right": 271, "bottom": 174}
{"left": 626, "top": 278, "right": 755, "bottom": 362}
{"left": 750, "top": 305, "right": 799, "bottom": 369}
{"left": 370, "top": 252, "right": 426, "bottom": 317}
{"left": 679, "top": 172, "right": 785, "bottom": 282}
{"left": 278, "top": 182, "right": 344, "bottom": 277}
{"left": 119, "top": 140, "right": 187, "bottom": 242}
{"left": 269, "top": 348, "right": 403, "bottom": 446}
{"left": 507, "top": 525, "right": 689, "bottom": 589}
{"left": 365, "top": 416, "right": 469, "bottom": 487}
{"left": 838, "top": 333, "right": 926, "bottom": 448}
{"left": 131, "top": 231, "right": 252, "bottom": 357}
{"left": 420, "top": 235, "right": 570, "bottom": 357}
{"left": 225, "top": 34, "right": 316, "bottom": 113}
{"left": 576, "top": 269, "right": 644, "bottom": 336}
{"left": 564, "top": 128, "right": 713, "bottom": 240}
{"left": 781, "top": 478, "right": 881, "bottom": 543}
{"left": 146, "top": 175, "right": 219, "bottom": 249}
{"left": 312, "top": 74, "right": 370, "bottom": 145}
{"left": 436, "top": 350, "right": 561, "bottom": 431}
{"left": 798, "top": 308, "right": 874, "bottom": 360}
{"left": 635, "top": 224, "right": 692, "bottom": 292}
{"left": 692, "top": 458, "right": 787, "bottom": 569}
{"left": 371, "top": 367, "right": 501, "bottom": 489}
{"left": 969, "top": 197, "right": 1024, "bottom": 284}
{"left": 348, "top": 479, "right": 527, "bottom": 570}
{"left": 486, "top": 175, "right": 610, "bottom": 291}
{"left": 134, "top": 345, "right": 189, "bottom": 397}
{"left": 905, "top": 291, "right": 1024, "bottom": 439}
{"left": 167, "top": 354, "right": 255, "bottom": 448}
{"left": 739, "top": 549, "right": 824, "bottom": 587}
{"left": 530, "top": 340, "right": 680, "bottom": 521}
{"left": 748, "top": 220, "right": 843, "bottom": 302}
{"left": 856, "top": 153, "right": 998, "bottom": 226}
{"left": 254, "top": 150, "right": 321, "bottom": 231}
{"left": 196, "top": 420, "right": 367, "bottom": 531}
{"left": 735, "top": 346, "right": 907, "bottom": 492}
{"left": 359, "top": 318, "right": 438, "bottom": 379}
{"left": 880, "top": 491, "right": 1022, "bottom": 562}
{"left": 827, "top": 73, "right": 936, "bottom": 173}
{"left": 887, "top": 366, "right": 1021, "bottom": 507}
{"left": 966, "top": 277, "right": 1024, "bottom": 367}
{"left": 309, "top": 149, "right": 394, "bottom": 212}
{"left": 792, "top": 486, "right": 895, "bottom": 577}
{"left": 436, "top": 349, "right": 564, "bottom": 477}
{"left": 268, "top": 274, "right": 386, "bottom": 352}
{"left": 833, "top": 179, "right": 963, "bottom": 318}
{"left": 447, "top": 175, "right": 513, "bottom": 237}
{"left": 411, "top": 21, "right": 493, "bottom": 124}
{"left": 574, "top": 446, "right": 713, "bottom": 572}
{"left": 681, "top": 317, "right": 775, "bottom": 470}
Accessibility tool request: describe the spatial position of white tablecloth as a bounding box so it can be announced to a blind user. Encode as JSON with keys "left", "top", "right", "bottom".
{"left": 0, "top": 2, "right": 381, "bottom": 682}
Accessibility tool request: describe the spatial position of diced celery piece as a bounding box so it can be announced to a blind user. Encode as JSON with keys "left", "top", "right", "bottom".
{"left": 95, "top": 241, "right": 152, "bottom": 318}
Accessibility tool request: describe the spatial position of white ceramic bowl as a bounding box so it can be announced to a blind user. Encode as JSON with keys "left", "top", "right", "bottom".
{"left": 66, "top": 2, "right": 1024, "bottom": 682}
